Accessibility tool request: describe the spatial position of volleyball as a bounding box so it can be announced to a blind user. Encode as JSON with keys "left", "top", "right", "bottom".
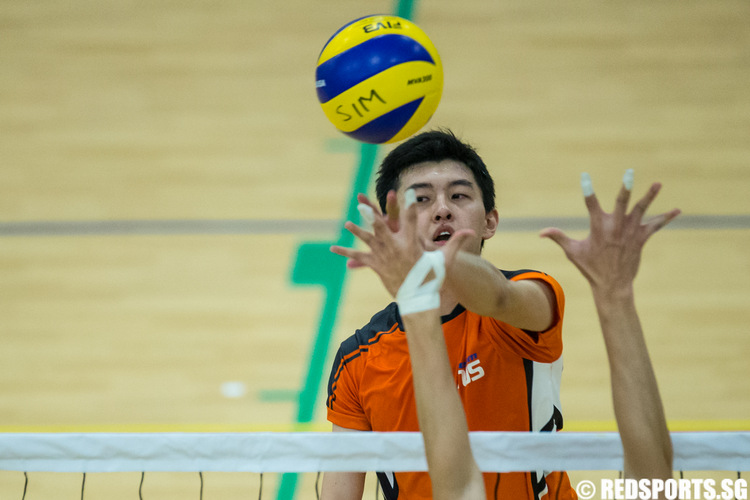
{"left": 315, "top": 15, "right": 443, "bottom": 144}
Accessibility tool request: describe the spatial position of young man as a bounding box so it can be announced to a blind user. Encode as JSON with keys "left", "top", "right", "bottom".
{"left": 325, "top": 130, "right": 575, "bottom": 500}
{"left": 333, "top": 169, "right": 678, "bottom": 500}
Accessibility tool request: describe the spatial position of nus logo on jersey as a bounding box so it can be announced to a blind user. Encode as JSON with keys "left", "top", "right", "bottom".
{"left": 458, "top": 353, "right": 484, "bottom": 387}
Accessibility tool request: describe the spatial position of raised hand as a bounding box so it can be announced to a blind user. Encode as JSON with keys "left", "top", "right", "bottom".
{"left": 331, "top": 189, "right": 473, "bottom": 297}
{"left": 540, "top": 170, "right": 681, "bottom": 296}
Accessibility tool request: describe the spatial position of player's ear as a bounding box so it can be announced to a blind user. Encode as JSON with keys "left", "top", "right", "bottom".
{"left": 483, "top": 208, "right": 499, "bottom": 239}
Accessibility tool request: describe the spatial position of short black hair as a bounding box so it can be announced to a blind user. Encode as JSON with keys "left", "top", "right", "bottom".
{"left": 375, "top": 129, "right": 495, "bottom": 214}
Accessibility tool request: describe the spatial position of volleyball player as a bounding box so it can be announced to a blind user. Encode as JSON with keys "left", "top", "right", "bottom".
{"left": 346, "top": 170, "right": 679, "bottom": 499}
{"left": 325, "top": 130, "right": 575, "bottom": 500}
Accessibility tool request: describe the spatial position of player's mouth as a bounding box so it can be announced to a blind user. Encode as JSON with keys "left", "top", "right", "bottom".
{"left": 432, "top": 227, "right": 454, "bottom": 247}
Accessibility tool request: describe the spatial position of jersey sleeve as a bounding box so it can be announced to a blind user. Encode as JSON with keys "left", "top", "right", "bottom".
{"left": 483, "top": 270, "right": 565, "bottom": 362}
{"left": 325, "top": 341, "right": 373, "bottom": 431}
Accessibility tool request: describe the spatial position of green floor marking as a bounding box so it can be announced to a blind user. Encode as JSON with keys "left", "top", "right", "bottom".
{"left": 275, "top": 142, "right": 379, "bottom": 500}
{"left": 395, "top": 0, "right": 415, "bottom": 19}
{"left": 291, "top": 141, "right": 379, "bottom": 424}
{"left": 276, "top": 3, "right": 417, "bottom": 499}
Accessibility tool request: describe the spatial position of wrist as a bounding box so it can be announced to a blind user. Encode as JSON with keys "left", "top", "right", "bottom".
{"left": 590, "top": 285, "right": 641, "bottom": 339}
{"left": 401, "top": 309, "right": 438, "bottom": 324}
{"left": 590, "top": 282, "right": 636, "bottom": 306}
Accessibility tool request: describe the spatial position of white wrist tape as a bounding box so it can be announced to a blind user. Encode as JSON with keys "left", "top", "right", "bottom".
{"left": 396, "top": 251, "right": 446, "bottom": 315}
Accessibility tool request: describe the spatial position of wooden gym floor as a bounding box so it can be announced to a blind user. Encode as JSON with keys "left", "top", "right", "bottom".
{"left": 1, "top": 0, "right": 749, "bottom": 497}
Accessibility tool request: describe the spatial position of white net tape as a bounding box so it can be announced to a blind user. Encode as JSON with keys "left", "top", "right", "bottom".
{"left": 1, "top": 432, "right": 749, "bottom": 473}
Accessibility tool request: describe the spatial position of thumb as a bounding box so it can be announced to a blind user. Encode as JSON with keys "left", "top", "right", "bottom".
{"left": 442, "top": 229, "right": 475, "bottom": 266}
{"left": 539, "top": 227, "right": 573, "bottom": 251}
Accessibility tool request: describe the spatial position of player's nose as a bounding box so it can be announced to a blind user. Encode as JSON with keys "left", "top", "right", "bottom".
{"left": 433, "top": 196, "right": 452, "bottom": 221}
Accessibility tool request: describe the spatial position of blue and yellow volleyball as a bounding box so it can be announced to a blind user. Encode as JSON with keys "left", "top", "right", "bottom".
{"left": 315, "top": 15, "right": 443, "bottom": 144}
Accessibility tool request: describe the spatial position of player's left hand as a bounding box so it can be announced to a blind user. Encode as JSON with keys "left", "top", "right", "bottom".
{"left": 331, "top": 190, "right": 473, "bottom": 297}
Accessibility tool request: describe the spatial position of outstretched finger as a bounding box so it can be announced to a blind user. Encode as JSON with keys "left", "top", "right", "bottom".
{"left": 613, "top": 169, "right": 634, "bottom": 223}
{"left": 346, "top": 258, "right": 367, "bottom": 269}
{"left": 630, "top": 182, "right": 662, "bottom": 222}
{"left": 581, "top": 173, "right": 604, "bottom": 232}
{"left": 642, "top": 208, "right": 681, "bottom": 238}
{"left": 357, "top": 193, "right": 382, "bottom": 216}
{"left": 402, "top": 188, "right": 418, "bottom": 237}
{"left": 539, "top": 227, "right": 576, "bottom": 253}
{"left": 384, "top": 190, "right": 400, "bottom": 231}
{"left": 343, "top": 220, "right": 375, "bottom": 247}
{"left": 441, "top": 229, "right": 475, "bottom": 268}
{"left": 357, "top": 203, "right": 375, "bottom": 231}
{"left": 330, "top": 244, "right": 369, "bottom": 265}
{"left": 369, "top": 208, "right": 395, "bottom": 244}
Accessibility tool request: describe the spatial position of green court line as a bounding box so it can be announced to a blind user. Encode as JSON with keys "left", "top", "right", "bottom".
{"left": 257, "top": 388, "right": 300, "bottom": 402}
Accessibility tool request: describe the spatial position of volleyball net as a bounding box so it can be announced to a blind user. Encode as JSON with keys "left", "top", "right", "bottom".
{"left": 1, "top": 431, "right": 748, "bottom": 499}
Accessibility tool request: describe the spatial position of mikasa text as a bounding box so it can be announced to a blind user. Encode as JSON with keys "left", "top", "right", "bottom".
{"left": 362, "top": 20, "right": 403, "bottom": 33}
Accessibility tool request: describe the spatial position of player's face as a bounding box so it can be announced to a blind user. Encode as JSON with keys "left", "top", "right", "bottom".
{"left": 397, "top": 160, "right": 498, "bottom": 254}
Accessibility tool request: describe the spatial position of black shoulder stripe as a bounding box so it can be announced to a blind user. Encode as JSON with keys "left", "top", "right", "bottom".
{"left": 326, "top": 303, "right": 400, "bottom": 410}
{"left": 338, "top": 302, "right": 401, "bottom": 358}
{"left": 501, "top": 268, "right": 547, "bottom": 280}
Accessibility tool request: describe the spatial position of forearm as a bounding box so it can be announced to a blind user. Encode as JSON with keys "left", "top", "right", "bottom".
{"left": 444, "top": 251, "right": 507, "bottom": 316}
{"left": 592, "top": 288, "right": 673, "bottom": 480}
{"left": 445, "top": 251, "right": 554, "bottom": 331}
{"left": 402, "top": 312, "right": 482, "bottom": 499}
{"left": 321, "top": 425, "right": 366, "bottom": 500}
{"left": 320, "top": 471, "right": 365, "bottom": 500}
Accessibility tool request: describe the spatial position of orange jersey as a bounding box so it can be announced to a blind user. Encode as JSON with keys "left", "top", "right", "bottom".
{"left": 326, "top": 270, "right": 577, "bottom": 500}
